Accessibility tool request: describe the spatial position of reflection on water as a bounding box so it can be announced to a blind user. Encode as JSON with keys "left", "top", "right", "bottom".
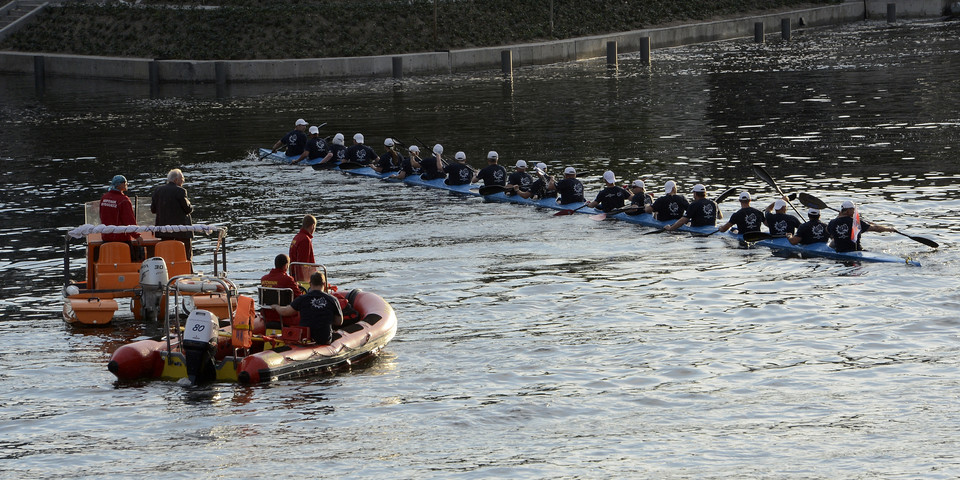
{"left": 0, "top": 19, "right": 959, "bottom": 478}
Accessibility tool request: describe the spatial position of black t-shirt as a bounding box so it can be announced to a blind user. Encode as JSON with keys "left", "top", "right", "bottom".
{"left": 280, "top": 130, "right": 307, "bottom": 157}
{"left": 345, "top": 144, "right": 377, "bottom": 164}
{"left": 289, "top": 290, "right": 343, "bottom": 345}
{"left": 476, "top": 164, "right": 507, "bottom": 186}
{"left": 305, "top": 137, "right": 329, "bottom": 160}
{"left": 651, "top": 194, "right": 689, "bottom": 221}
{"left": 765, "top": 212, "right": 801, "bottom": 236}
{"left": 684, "top": 198, "right": 719, "bottom": 227}
{"left": 592, "top": 186, "right": 630, "bottom": 212}
{"left": 827, "top": 216, "right": 872, "bottom": 252}
{"left": 556, "top": 178, "right": 585, "bottom": 204}
{"left": 794, "top": 219, "right": 829, "bottom": 244}
{"left": 727, "top": 206, "right": 765, "bottom": 233}
{"left": 444, "top": 163, "right": 474, "bottom": 185}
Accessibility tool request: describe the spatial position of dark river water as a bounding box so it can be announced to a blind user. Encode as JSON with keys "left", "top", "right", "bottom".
{"left": 2, "top": 19, "right": 960, "bottom": 479}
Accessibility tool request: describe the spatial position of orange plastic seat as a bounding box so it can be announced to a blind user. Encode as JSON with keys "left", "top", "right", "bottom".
{"left": 95, "top": 242, "right": 140, "bottom": 292}
{"left": 155, "top": 240, "right": 192, "bottom": 277}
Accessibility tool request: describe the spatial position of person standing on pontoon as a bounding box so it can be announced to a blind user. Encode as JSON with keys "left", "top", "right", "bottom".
{"left": 271, "top": 118, "right": 308, "bottom": 158}
{"left": 826, "top": 200, "right": 898, "bottom": 252}
{"left": 444, "top": 151, "right": 474, "bottom": 185}
{"left": 151, "top": 168, "right": 194, "bottom": 260}
{"left": 99, "top": 174, "right": 143, "bottom": 258}
{"left": 288, "top": 214, "right": 317, "bottom": 282}
{"left": 664, "top": 184, "right": 721, "bottom": 231}
{"left": 718, "top": 192, "right": 766, "bottom": 234}
{"left": 555, "top": 167, "right": 585, "bottom": 205}
{"left": 473, "top": 151, "right": 507, "bottom": 187}
{"left": 586, "top": 171, "right": 630, "bottom": 212}
{"left": 292, "top": 125, "right": 333, "bottom": 165}
{"left": 763, "top": 197, "right": 801, "bottom": 237}
{"left": 345, "top": 133, "right": 377, "bottom": 165}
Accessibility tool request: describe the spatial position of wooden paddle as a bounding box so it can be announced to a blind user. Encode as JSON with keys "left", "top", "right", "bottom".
{"left": 590, "top": 205, "right": 640, "bottom": 221}
{"left": 555, "top": 204, "right": 589, "bottom": 216}
{"left": 798, "top": 192, "right": 938, "bottom": 248}
{"left": 752, "top": 164, "right": 804, "bottom": 218}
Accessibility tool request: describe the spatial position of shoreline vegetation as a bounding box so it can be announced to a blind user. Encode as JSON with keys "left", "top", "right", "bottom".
{"left": 0, "top": 0, "right": 839, "bottom": 60}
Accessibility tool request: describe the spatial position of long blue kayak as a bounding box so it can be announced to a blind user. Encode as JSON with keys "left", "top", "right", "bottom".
{"left": 259, "top": 148, "right": 921, "bottom": 266}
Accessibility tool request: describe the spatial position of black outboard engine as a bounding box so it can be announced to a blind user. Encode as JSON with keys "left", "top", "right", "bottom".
{"left": 182, "top": 309, "right": 219, "bottom": 385}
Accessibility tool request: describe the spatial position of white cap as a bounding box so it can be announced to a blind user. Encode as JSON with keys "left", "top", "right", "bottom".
{"left": 739, "top": 192, "right": 751, "bottom": 201}
{"left": 774, "top": 199, "right": 787, "bottom": 211}
{"left": 295, "top": 118, "right": 308, "bottom": 126}
{"left": 841, "top": 200, "right": 855, "bottom": 210}
{"left": 409, "top": 145, "right": 420, "bottom": 153}
{"left": 487, "top": 151, "right": 499, "bottom": 159}
{"left": 564, "top": 166, "right": 576, "bottom": 175}
{"left": 333, "top": 133, "right": 344, "bottom": 145}
{"left": 692, "top": 184, "right": 706, "bottom": 193}
{"left": 808, "top": 208, "right": 820, "bottom": 216}
{"left": 632, "top": 180, "right": 645, "bottom": 189}
{"left": 516, "top": 160, "right": 527, "bottom": 169}
{"left": 455, "top": 151, "right": 466, "bottom": 160}
{"left": 384, "top": 138, "right": 395, "bottom": 147}
{"left": 308, "top": 126, "right": 319, "bottom": 135}
{"left": 433, "top": 144, "right": 443, "bottom": 155}
{"left": 353, "top": 133, "right": 364, "bottom": 143}
{"left": 664, "top": 180, "right": 676, "bottom": 194}
{"left": 603, "top": 171, "right": 616, "bottom": 184}
{"left": 536, "top": 162, "right": 547, "bottom": 172}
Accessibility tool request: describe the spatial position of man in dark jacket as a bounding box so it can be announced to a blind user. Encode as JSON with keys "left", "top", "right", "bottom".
{"left": 151, "top": 168, "right": 194, "bottom": 260}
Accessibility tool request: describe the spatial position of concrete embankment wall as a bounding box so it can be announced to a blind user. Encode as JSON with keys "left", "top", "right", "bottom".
{"left": 0, "top": 0, "right": 951, "bottom": 83}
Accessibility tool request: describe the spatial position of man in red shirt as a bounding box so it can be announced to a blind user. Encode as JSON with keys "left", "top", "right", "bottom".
{"left": 99, "top": 175, "right": 140, "bottom": 241}
{"left": 288, "top": 214, "right": 316, "bottom": 282}
{"left": 260, "top": 254, "right": 303, "bottom": 325}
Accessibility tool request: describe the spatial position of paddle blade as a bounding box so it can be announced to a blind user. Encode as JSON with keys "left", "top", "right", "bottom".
{"left": 691, "top": 229, "right": 720, "bottom": 238}
{"left": 742, "top": 231, "right": 772, "bottom": 243}
{"left": 798, "top": 192, "right": 830, "bottom": 210}
{"left": 478, "top": 185, "right": 505, "bottom": 196}
{"left": 337, "top": 162, "right": 363, "bottom": 170}
{"left": 554, "top": 209, "right": 576, "bottom": 216}
{"left": 752, "top": 164, "right": 779, "bottom": 192}
{"left": 312, "top": 162, "right": 336, "bottom": 171}
{"left": 643, "top": 228, "right": 667, "bottom": 235}
{"left": 715, "top": 187, "right": 737, "bottom": 203}
{"left": 899, "top": 232, "right": 938, "bottom": 249}
{"left": 589, "top": 213, "right": 607, "bottom": 221}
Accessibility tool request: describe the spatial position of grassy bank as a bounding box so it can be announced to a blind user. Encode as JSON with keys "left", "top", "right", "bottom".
{"left": 0, "top": 0, "right": 839, "bottom": 60}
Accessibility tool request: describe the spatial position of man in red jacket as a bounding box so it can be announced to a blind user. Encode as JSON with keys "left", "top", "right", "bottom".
{"left": 288, "top": 214, "right": 316, "bottom": 282}
{"left": 260, "top": 254, "right": 303, "bottom": 325}
{"left": 99, "top": 175, "right": 141, "bottom": 243}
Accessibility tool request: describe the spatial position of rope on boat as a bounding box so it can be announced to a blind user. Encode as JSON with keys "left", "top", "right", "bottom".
{"left": 66, "top": 224, "right": 225, "bottom": 239}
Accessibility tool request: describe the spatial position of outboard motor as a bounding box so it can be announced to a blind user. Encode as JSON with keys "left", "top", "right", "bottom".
{"left": 182, "top": 309, "right": 219, "bottom": 385}
{"left": 139, "top": 257, "right": 169, "bottom": 322}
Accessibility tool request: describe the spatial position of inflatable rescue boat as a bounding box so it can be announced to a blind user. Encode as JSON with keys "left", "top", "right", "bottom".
{"left": 107, "top": 272, "right": 397, "bottom": 384}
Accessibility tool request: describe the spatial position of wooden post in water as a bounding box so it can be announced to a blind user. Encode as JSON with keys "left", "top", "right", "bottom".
{"left": 501, "top": 50, "right": 513, "bottom": 77}
{"left": 392, "top": 57, "right": 403, "bottom": 80}
{"left": 33, "top": 55, "right": 45, "bottom": 91}
{"left": 215, "top": 61, "right": 227, "bottom": 86}
{"left": 887, "top": 3, "right": 896, "bottom": 23}
{"left": 606, "top": 41, "right": 617, "bottom": 68}
{"left": 754, "top": 22, "right": 764, "bottom": 43}
{"left": 781, "top": 18, "right": 791, "bottom": 41}
{"left": 149, "top": 60, "right": 160, "bottom": 97}
{"left": 640, "top": 37, "right": 650, "bottom": 65}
